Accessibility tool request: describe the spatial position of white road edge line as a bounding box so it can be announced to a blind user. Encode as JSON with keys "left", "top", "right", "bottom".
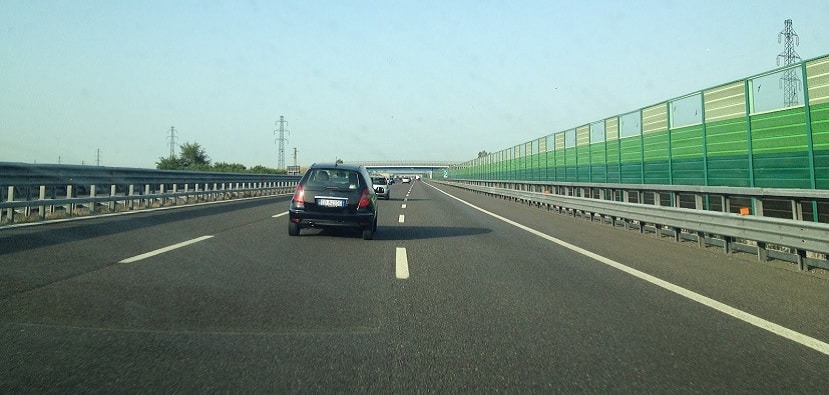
{"left": 398, "top": 214, "right": 405, "bottom": 223}
{"left": 120, "top": 235, "right": 215, "bottom": 264}
{"left": 272, "top": 211, "right": 288, "bottom": 218}
{"left": 424, "top": 182, "right": 829, "bottom": 357}
{"left": 396, "top": 247, "right": 409, "bottom": 279}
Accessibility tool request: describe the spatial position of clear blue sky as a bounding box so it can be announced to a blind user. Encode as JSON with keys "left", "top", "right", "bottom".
{"left": 2, "top": 0, "right": 828, "bottom": 169}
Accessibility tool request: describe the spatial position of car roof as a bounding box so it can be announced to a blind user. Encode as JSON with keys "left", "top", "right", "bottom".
{"left": 308, "top": 162, "right": 365, "bottom": 172}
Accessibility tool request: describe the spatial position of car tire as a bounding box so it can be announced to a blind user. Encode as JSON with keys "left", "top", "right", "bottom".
{"left": 362, "top": 227, "right": 373, "bottom": 240}
{"left": 362, "top": 219, "right": 376, "bottom": 240}
{"left": 288, "top": 221, "right": 300, "bottom": 236}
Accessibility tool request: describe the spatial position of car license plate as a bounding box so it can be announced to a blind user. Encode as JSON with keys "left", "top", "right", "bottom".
{"left": 317, "top": 198, "right": 346, "bottom": 208}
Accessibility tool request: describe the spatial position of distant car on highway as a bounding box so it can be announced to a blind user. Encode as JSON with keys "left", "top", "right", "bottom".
{"left": 288, "top": 163, "right": 378, "bottom": 239}
{"left": 401, "top": 176, "right": 411, "bottom": 183}
{"left": 371, "top": 176, "right": 391, "bottom": 199}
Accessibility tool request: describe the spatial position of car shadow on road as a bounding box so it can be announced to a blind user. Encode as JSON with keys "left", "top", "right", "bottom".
{"left": 385, "top": 197, "right": 429, "bottom": 202}
{"left": 374, "top": 225, "right": 491, "bottom": 240}
{"left": 297, "top": 226, "right": 491, "bottom": 240}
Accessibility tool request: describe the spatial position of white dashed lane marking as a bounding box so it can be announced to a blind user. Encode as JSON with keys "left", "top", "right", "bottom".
{"left": 120, "top": 235, "right": 214, "bottom": 263}
{"left": 396, "top": 247, "right": 409, "bottom": 279}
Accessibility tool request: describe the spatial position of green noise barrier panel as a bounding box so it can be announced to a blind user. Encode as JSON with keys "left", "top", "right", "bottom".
{"left": 450, "top": 54, "right": 829, "bottom": 195}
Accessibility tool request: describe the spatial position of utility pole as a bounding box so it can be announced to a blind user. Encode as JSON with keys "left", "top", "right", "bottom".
{"left": 96, "top": 149, "right": 101, "bottom": 166}
{"left": 293, "top": 147, "right": 298, "bottom": 167}
{"left": 777, "top": 19, "right": 802, "bottom": 107}
{"left": 167, "top": 126, "right": 178, "bottom": 158}
{"left": 274, "top": 116, "right": 290, "bottom": 170}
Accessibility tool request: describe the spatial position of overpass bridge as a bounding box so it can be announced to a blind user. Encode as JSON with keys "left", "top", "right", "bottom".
{"left": 353, "top": 160, "right": 458, "bottom": 177}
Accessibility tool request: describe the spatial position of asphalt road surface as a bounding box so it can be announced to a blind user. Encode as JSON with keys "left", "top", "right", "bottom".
{"left": 2, "top": 180, "right": 828, "bottom": 392}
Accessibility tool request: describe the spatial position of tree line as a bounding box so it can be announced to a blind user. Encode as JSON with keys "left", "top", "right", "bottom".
{"left": 156, "top": 142, "right": 286, "bottom": 174}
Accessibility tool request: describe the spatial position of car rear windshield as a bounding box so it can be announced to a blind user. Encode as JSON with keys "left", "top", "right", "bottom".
{"left": 372, "top": 177, "right": 387, "bottom": 184}
{"left": 305, "top": 169, "right": 362, "bottom": 190}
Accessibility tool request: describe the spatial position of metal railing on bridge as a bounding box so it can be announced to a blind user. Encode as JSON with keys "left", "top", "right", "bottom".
{"left": 357, "top": 160, "right": 458, "bottom": 168}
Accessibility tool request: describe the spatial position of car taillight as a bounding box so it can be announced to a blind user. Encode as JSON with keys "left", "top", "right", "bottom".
{"left": 292, "top": 185, "right": 305, "bottom": 209}
{"left": 358, "top": 188, "right": 371, "bottom": 209}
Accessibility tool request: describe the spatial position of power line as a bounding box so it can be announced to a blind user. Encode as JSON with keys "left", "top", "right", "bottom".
{"left": 274, "top": 116, "right": 290, "bottom": 170}
{"left": 166, "top": 126, "right": 178, "bottom": 158}
{"left": 777, "top": 19, "right": 802, "bottom": 107}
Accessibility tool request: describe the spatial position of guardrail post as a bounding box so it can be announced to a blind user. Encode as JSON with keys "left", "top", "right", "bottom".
{"left": 109, "top": 185, "right": 117, "bottom": 212}
{"left": 39, "top": 186, "right": 47, "bottom": 220}
{"left": 793, "top": 200, "right": 803, "bottom": 221}
{"left": 67, "top": 185, "right": 75, "bottom": 216}
{"left": 4, "top": 186, "right": 14, "bottom": 223}
{"left": 757, "top": 241, "right": 768, "bottom": 262}
{"left": 159, "top": 184, "right": 166, "bottom": 206}
{"left": 795, "top": 249, "right": 807, "bottom": 271}
{"left": 89, "top": 184, "right": 96, "bottom": 214}
{"left": 752, "top": 198, "right": 764, "bottom": 217}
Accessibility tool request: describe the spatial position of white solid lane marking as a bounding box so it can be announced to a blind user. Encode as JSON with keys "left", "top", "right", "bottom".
{"left": 272, "top": 211, "right": 288, "bottom": 218}
{"left": 425, "top": 182, "right": 829, "bottom": 357}
{"left": 120, "top": 235, "right": 215, "bottom": 263}
{"left": 398, "top": 214, "right": 405, "bottom": 223}
{"left": 401, "top": 204, "right": 407, "bottom": 209}
{"left": 396, "top": 247, "right": 409, "bottom": 279}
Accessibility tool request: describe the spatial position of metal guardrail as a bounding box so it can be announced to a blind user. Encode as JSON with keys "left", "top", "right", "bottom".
{"left": 437, "top": 180, "right": 829, "bottom": 272}
{"left": 0, "top": 162, "right": 301, "bottom": 225}
{"left": 449, "top": 178, "right": 829, "bottom": 223}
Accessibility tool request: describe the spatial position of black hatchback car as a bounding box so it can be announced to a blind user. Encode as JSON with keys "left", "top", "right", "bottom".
{"left": 288, "top": 163, "right": 378, "bottom": 239}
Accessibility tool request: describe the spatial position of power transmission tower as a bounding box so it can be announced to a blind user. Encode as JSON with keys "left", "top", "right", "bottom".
{"left": 166, "top": 126, "right": 178, "bottom": 158}
{"left": 96, "top": 148, "right": 101, "bottom": 166}
{"left": 777, "top": 19, "right": 802, "bottom": 107}
{"left": 292, "top": 147, "right": 298, "bottom": 167}
{"left": 274, "top": 116, "right": 290, "bottom": 170}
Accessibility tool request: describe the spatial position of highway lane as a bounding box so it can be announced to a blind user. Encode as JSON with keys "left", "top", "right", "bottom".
{"left": 1, "top": 181, "right": 828, "bottom": 392}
